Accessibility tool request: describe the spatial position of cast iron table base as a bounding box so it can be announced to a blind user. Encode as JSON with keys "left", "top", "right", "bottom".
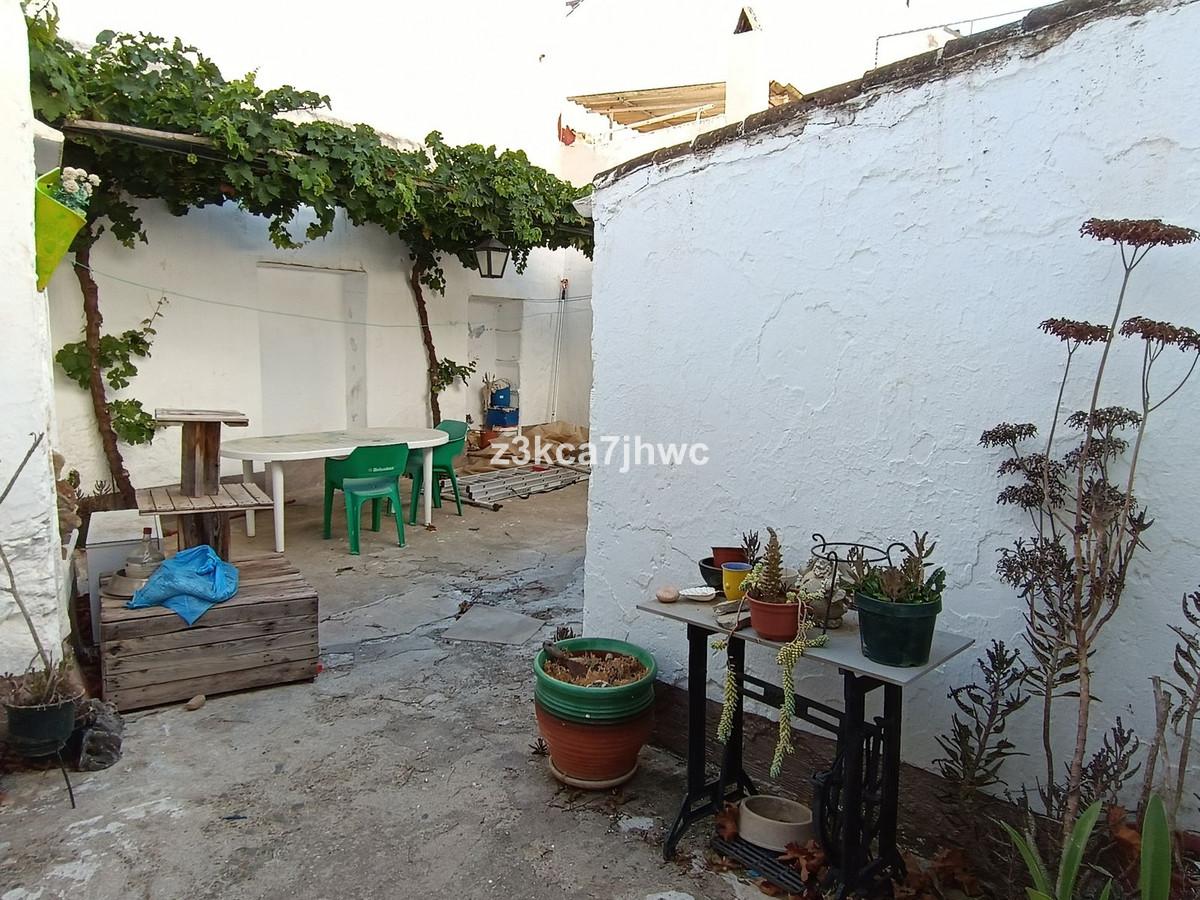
{"left": 662, "top": 622, "right": 905, "bottom": 899}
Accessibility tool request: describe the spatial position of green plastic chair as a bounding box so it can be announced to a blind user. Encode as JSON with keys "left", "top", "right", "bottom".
{"left": 406, "top": 420, "right": 468, "bottom": 524}
{"left": 323, "top": 444, "right": 409, "bottom": 555}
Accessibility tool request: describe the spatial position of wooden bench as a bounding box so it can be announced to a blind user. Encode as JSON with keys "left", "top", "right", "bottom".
{"left": 100, "top": 553, "right": 319, "bottom": 711}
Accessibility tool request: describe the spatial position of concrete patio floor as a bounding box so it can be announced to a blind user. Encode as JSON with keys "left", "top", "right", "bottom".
{"left": 0, "top": 471, "right": 749, "bottom": 900}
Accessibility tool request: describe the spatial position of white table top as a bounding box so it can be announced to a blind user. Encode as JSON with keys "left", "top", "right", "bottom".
{"left": 85, "top": 508, "right": 162, "bottom": 547}
{"left": 220, "top": 427, "right": 449, "bottom": 462}
{"left": 637, "top": 599, "right": 974, "bottom": 687}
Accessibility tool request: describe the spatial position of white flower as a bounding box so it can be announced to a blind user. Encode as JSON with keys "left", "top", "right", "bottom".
{"left": 63, "top": 167, "right": 80, "bottom": 179}
{"left": 63, "top": 180, "right": 79, "bottom": 194}
{"left": 88, "top": 174, "right": 101, "bottom": 186}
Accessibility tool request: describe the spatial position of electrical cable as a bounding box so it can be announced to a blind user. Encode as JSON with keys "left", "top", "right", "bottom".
{"left": 70, "top": 262, "right": 592, "bottom": 330}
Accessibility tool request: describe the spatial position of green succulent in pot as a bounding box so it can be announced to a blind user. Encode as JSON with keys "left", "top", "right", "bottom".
{"left": 841, "top": 532, "right": 946, "bottom": 667}
{"left": 745, "top": 528, "right": 803, "bottom": 642}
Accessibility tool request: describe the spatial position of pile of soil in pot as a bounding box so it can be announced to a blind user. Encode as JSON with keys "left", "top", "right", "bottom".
{"left": 544, "top": 652, "right": 648, "bottom": 688}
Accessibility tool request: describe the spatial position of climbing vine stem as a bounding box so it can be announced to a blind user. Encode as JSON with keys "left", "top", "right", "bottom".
{"left": 26, "top": 6, "right": 590, "bottom": 479}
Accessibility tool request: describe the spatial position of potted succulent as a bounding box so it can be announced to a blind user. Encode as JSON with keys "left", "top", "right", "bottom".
{"left": 1, "top": 433, "right": 82, "bottom": 757}
{"left": 745, "top": 528, "right": 804, "bottom": 642}
{"left": 533, "top": 637, "right": 657, "bottom": 788}
{"left": 840, "top": 531, "right": 945, "bottom": 667}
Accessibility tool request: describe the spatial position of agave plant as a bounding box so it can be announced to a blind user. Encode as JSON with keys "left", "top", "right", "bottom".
{"left": 1001, "top": 795, "right": 1172, "bottom": 900}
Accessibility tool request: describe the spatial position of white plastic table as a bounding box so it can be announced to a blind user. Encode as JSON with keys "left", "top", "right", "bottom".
{"left": 220, "top": 427, "right": 449, "bottom": 552}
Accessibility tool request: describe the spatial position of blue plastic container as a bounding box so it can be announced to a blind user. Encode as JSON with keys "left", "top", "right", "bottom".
{"left": 486, "top": 407, "right": 520, "bottom": 427}
{"left": 490, "top": 387, "right": 512, "bottom": 408}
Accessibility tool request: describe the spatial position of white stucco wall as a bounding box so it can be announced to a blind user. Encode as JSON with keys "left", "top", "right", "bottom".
{"left": 585, "top": 0, "right": 1200, "bottom": 814}
{"left": 510, "top": 258, "right": 593, "bottom": 429}
{"left": 0, "top": 0, "right": 66, "bottom": 672}
{"left": 47, "top": 202, "right": 589, "bottom": 490}
{"left": 554, "top": 251, "right": 595, "bottom": 428}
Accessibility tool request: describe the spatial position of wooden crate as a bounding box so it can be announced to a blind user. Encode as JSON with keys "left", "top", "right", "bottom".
{"left": 100, "top": 553, "right": 319, "bottom": 711}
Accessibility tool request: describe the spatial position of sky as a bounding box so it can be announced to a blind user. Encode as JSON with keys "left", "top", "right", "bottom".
{"left": 50, "top": 0, "right": 1034, "bottom": 170}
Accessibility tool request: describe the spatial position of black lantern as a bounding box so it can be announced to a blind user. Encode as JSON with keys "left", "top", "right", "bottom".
{"left": 474, "top": 237, "right": 510, "bottom": 279}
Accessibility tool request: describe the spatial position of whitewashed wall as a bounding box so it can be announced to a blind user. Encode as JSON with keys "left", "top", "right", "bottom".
{"left": 585, "top": 0, "right": 1200, "bottom": 815}
{"left": 508, "top": 252, "right": 594, "bottom": 428}
{"left": 0, "top": 1, "right": 65, "bottom": 672}
{"left": 47, "top": 201, "right": 589, "bottom": 490}
{"left": 554, "top": 252, "right": 595, "bottom": 428}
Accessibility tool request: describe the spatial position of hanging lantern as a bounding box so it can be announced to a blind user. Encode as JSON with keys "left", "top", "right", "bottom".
{"left": 474, "top": 237, "right": 510, "bottom": 279}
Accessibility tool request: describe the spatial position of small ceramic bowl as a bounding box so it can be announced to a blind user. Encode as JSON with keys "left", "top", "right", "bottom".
{"left": 679, "top": 586, "right": 717, "bottom": 602}
{"left": 698, "top": 557, "right": 723, "bottom": 590}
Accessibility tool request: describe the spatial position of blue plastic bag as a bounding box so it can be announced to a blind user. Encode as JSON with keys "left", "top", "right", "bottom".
{"left": 127, "top": 545, "right": 239, "bottom": 626}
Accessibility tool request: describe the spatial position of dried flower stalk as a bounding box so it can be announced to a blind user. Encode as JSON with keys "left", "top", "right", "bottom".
{"left": 970, "top": 219, "right": 1199, "bottom": 847}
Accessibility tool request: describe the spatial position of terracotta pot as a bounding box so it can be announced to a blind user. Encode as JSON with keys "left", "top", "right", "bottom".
{"left": 535, "top": 700, "right": 653, "bottom": 786}
{"left": 711, "top": 546, "right": 747, "bottom": 568}
{"left": 748, "top": 596, "right": 801, "bottom": 642}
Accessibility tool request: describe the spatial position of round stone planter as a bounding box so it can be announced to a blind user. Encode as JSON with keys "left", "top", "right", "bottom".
{"left": 739, "top": 795, "right": 814, "bottom": 852}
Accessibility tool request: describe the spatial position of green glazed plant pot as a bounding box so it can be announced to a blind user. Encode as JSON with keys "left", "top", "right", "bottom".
{"left": 3, "top": 696, "right": 79, "bottom": 758}
{"left": 533, "top": 637, "right": 657, "bottom": 723}
{"left": 35, "top": 169, "right": 87, "bottom": 291}
{"left": 854, "top": 592, "right": 942, "bottom": 667}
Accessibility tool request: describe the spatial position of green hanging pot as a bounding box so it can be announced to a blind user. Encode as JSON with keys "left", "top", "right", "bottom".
{"left": 35, "top": 169, "right": 86, "bottom": 291}
{"left": 533, "top": 637, "right": 657, "bottom": 723}
{"left": 3, "top": 695, "right": 79, "bottom": 758}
